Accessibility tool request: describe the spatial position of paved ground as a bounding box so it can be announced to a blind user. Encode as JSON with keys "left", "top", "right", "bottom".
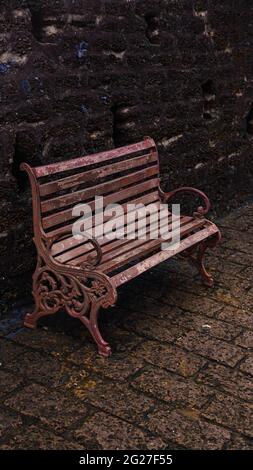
{"left": 0, "top": 204, "right": 253, "bottom": 450}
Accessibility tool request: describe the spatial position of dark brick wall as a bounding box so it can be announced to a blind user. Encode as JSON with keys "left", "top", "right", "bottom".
{"left": 0, "top": 0, "right": 253, "bottom": 310}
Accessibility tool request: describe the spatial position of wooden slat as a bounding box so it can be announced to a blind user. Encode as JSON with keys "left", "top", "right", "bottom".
{"left": 35, "top": 139, "right": 156, "bottom": 177}
{"left": 99, "top": 218, "right": 206, "bottom": 274}
{"left": 51, "top": 192, "right": 160, "bottom": 255}
{"left": 67, "top": 214, "right": 186, "bottom": 267}
{"left": 42, "top": 178, "right": 159, "bottom": 229}
{"left": 41, "top": 165, "right": 158, "bottom": 213}
{"left": 39, "top": 152, "right": 157, "bottom": 197}
{"left": 55, "top": 207, "right": 177, "bottom": 265}
{"left": 112, "top": 223, "right": 219, "bottom": 287}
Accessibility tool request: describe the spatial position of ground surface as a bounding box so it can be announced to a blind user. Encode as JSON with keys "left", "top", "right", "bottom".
{"left": 0, "top": 204, "right": 253, "bottom": 450}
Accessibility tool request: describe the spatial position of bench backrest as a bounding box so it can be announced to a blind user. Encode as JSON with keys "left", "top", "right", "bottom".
{"left": 22, "top": 137, "right": 160, "bottom": 239}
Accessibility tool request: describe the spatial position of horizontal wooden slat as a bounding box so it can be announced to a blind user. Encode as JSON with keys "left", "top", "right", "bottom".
{"left": 112, "top": 223, "right": 219, "bottom": 287}
{"left": 35, "top": 138, "right": 156, "bottom": 177}
{"left": 67, "top": 214, "right": 186, "bottom": 268}
{"left": 55, "top": 206, "right": 177, "bottom": 265}
{"left": 39, "top": 152, "right": 157, "bottom": 197}
{"left": 41, "top": 165, "right": 158, "bottom": 213}
{"left": 99, "top": 218, "right": 206, "bottom": 274}
{"left": 50, "top": 192, "right": 160, "bottom": 254}
{"left": 42, "top": 178, "right": 159, "bottom": 229}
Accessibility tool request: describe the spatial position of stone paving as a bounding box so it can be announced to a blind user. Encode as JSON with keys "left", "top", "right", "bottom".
{"left": 0, "top": 204, "right": 253, "bottom": 450}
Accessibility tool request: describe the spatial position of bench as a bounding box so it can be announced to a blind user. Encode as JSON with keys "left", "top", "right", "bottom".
{"left": 21, "top": 137, "right": 221, "bottom": 356}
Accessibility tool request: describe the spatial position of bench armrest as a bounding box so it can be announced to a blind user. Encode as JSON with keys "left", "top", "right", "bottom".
{"left": 45, "top": 228, "right": 103, "bottom": 268}
{"left": 159, "top": 186, "right": 211, "bottom": 217}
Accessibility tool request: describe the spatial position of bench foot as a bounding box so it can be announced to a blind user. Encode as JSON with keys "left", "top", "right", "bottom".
{"left": 182, "top": 231, "right": 221, "bottom": 288}
{"left": 79, "top": 302, "right": 112, "bottom": 357}
{"left": 24, "top": 307, "right": 55, "bottom": 329}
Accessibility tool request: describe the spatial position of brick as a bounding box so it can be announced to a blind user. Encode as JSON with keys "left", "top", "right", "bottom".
{"left": 170, "top": 311, "right": 242, "bottom": 341}
{"left": 145, "top": 408, "right": 230, "bottom": 449}
{"left": 0, "top": 410, "right": 22, "bottom": 439}
{"left": 3, "top": 425, "right": 83, "bottom": 450}
{"left": 197, "top": 363, "right": 253, "bottom": 402}
{"left": 0, "top": 370, "right": 23, "bottom": 399}
{"left": 239, "top": 355, "right": 253, "bottom": 376}
{"left": 227, "top": 435, "right": 253, "bottom": 450}
{"left": 136, "top": 341, "right": 206, "bottom": 377}
{"left": 204, "top": 393, "right": 253, "bottom": 437}
{"left": 0, "top": 339, "right": 25, "bottom": 365}
{"left": 4, "top": 349, "right": 83, "bottom": 389}
{"left": 72, "top": 412, "right": 166, "bottom": 450}
{"left": 176, "top": 330, "right": 245, "bottom": 366}
{"left": 122, "top": 315, "right": 182, "bottom": 344}
{"left": 12, "top": 328, "right": 83, "bottom": 357}
{"left": 235, "top": 331, "right": 253, "bottom": 349}
{"left": 119, "top": 293, "right": 180, "bottom": 319}
{"left": 4, "top": 384, "right": 88, "bottom": 432}
{"left": 84, "top": 381, "right": 155, "bottom": 423}
{"left": 131, "top": 366, "right": 214, "bottom": 408}
{"left": 162, "top": 291, "right": 223, "bottom": 317}
{"left": 68, "top": 347, "right": 144, "bottom": 381}
{"left": 217, "top": 307, "right": 253, "bottom": 329}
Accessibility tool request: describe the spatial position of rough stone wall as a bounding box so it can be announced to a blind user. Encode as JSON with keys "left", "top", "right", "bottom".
{"left": 0, "top": 0, "right": 253, "bottom": 310}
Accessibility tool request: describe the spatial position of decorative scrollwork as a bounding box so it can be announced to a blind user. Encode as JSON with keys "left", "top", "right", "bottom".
{"left": 32, "top": 256, "right": 116, "bottom": 320}
{"left": 159, "top": 185, "right": 211, "bottom": 217}
{"left": 180, "top": 230, "right": 221, "bottom": 287}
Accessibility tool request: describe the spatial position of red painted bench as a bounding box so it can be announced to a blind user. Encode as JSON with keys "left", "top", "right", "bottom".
{"left": 21, "top": 137, "right": 220, "bottom": 356}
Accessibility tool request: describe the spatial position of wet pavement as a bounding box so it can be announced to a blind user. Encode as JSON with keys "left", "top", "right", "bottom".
{"left": 0, "top": 204, "right": 253, "bottom": 449}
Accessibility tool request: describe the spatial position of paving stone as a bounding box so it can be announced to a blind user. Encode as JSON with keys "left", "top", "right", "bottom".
{"left": 0, "top": 339, "right": 25, "bottom": 365}
{"left": 12, "top": 328, "right": 84, "bottom": 357}
{"left": 122, "top": 315, "right": 182, "bottom": 344}
{"left": 101, "top": 327, "right": 143, "bottom": 354}
{"left": 119, "top": 294, "right": 179, "bottom": 319}
{"left": 145, "top": 408, "right": 230, "bottom": 450}
{"left": 235, "top": 331, "right": 253, "bottom": 349}
{"left": 4, "top": 383, "right": 89, "bottom": 432}
{"left": 1, "top": 204, "right": 253, "bottom": 450}
{"left": 131, "top": 366, "right": 214, "bottom": 408}
{"left": 227, "top": 435, "right": 253, "bottom": 450}
{"left": 2, "top": 425, "right": 83, "bottom": 450}
{"left": 162, "top": 291, "right": 223, "bottom": 317}
{"left": 68, "top": 347, "right": 144, "bottom": 381}
{"left": 197, "top": 363, "right": 253, "bottom": 402}
{"left": 4, "top": 349, "right": 83, "bottom": 389}
{"left": 0, "top": 370, "right": 23, "bottom": 399}
{"left": 239, "top": 355, "right": 253, "bottom": 376}
{"left": 0, "top": 410, "right": 22, "bottom": 439}
{"left": 226, "top": 251, "right": 253, "bottom": 267}
{"left": 217, "top": 307, "right": 253, "bottom": 329}
{"left": 136, "top": 341, "right": 206, "bottom": 378}
{"left": 72, "top": 411, "right": 166, "bottom": 450}
{"left": 176, "top": 330, "right": 245, "bottom": 367}
{"left": 204, "top": 393, "right": 253, "bottom": 437}
{"left": 170, "top": 311, "right": 242, "bottom": 341}
{"left": 84, "top": 381, "right": 155, "bottom": 423}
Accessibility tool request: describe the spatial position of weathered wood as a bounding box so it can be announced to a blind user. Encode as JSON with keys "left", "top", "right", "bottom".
{"left": 35, "top": 138, "right": 156, "bottom": 177}
{"left": 39, "top": 152, "right": 157, "bottom": 197}
{"left": 41, "top": 165, "right": 158, "bottom": 213}
{"left": 42, "top": 179, "right": 159, "bottom": 229}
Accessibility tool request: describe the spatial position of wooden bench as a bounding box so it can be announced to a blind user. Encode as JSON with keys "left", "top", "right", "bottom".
{"left": 21, "top": 137, "right": 221, "bottom": 356}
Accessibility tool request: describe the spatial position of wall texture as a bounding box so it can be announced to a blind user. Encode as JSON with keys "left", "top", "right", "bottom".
{"left": 0, "top": 0, "right": 253, "bottom": 311}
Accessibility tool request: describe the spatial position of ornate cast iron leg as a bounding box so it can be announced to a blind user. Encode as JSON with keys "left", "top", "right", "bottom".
{"left": 79, "top": 302, "right": 112, "bottom": 357}
{"left": 24, "top": 249, "right": 117, "bottom": 355}
{"left": 24, "top": 257, "right": 61, "bottom": 328}
{"left": 182, "top": 231, "right": 221, "bottom": 288}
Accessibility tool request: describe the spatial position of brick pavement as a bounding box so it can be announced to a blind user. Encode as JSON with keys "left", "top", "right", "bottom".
{"left": 0, "top": 204, "right": 253, "bottom": 450}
